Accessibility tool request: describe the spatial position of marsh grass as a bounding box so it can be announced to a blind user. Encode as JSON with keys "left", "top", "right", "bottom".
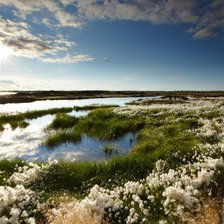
{"left": 44, "top": 129, "right": 82, "bottom": 148}
{"left": 0, "top": 107, "right": 73, "bottom": 131}
{"left": 28, "top": 154, "right": 155, "bottom": 195}
{"left": 102, "top": 143, "right": 119, "bottom": 157}
{"left": 47, "top": 113, "right": 79, "bottom": 130}
{"left": 44, "top": 108, "right": 146, "bottom": 147}
{"left": 74, "top": 104, "right": 119, "bottom": 111}
{"left": 2, "top": 107, "right": 204, "bottom": 196}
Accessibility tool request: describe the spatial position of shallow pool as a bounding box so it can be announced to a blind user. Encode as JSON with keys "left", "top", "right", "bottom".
{"left": 0, "top": 96, "right": 154, "bottom": 161}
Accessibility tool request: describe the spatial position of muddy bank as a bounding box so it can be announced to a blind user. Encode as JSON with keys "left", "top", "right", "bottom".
{"left": 0, "top": 90, "right": 224, "bottom": 104}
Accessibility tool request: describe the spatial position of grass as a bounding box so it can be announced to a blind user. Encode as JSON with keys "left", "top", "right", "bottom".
{"left": 27, "top": 154, "right": 156, "bottom": 196}
{"left": 74, "top": 104, "right": 119, "bottom": 111}
{"left": 43, "top": 129, "right": 82, "bottom": 148}
{"left": 1, "top": 99, "right": 224, "bottom": 223}
{"left": 0, "top": 159, "right": 27, "bottom": 185}
{"left": 33, "top": 111, "right": 203, "bottom": 195}
{"left": 0, "top": 107, "right": 73, "bottom": 131}
{"left": 102, "top": 143, "right": 119, "bottom": 156}
{"left": 1, "top": 106, "right": 210, "bottom": 196}
{"left": 47, "top": 113, "right": 79, "bottom": 130}
{"left": 40, "top": 108, "right": 204, "bottom": 195}
{"left": 43, "top": 108, "right": 145, "bottom": 147}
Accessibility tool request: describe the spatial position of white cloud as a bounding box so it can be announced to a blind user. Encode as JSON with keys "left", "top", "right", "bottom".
{"left": 75, "top": 0, "right": 198, "bottom": 24}
{"left": 41, "top": 54, "right": 93, "bottom": 63}
{"left": 0, "top": 16, "right": 93, "bottom": 63}
{"left": 192, "top": 28, "right": 214, "bottom": 39}
{"left": 54, "top": 38, "right": 76, "bottom": 47}
{"left": 75, "top": 0, "right": 224, "bottom": 39}
{"left": 187, "top": 0, "right": 224, "bottom": 39}
{"left": 0, "top": 0, "right": 82, "bottom": 27}
{"left": 42, "top": 18, "right": 51, "bottom": 27}
{"left": 0, "top": 0, "right": 223, "bottom": 63}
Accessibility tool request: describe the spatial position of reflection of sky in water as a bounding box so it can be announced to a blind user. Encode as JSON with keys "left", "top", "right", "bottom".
{"left": 22, "top": 133, "right": 137, "bottom": 162}
{"left": 0, "top": 92, "right": 17, "bottom": 95}
{"left": 0, "top": 96, "right": 154, "bottom": 114}
{"left": 67, "top": 110, "right": 88, "bottom": 117}
{"left": 0, "top": 97, "right": 147, "bottom": 161}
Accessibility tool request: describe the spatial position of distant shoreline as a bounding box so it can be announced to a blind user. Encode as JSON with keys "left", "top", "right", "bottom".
{"left": 0, "top": 90, "right": 224, "bottom": 104}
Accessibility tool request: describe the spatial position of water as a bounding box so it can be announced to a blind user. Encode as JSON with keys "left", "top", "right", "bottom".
{"left": 0, "top": 97, "right": 154, "bottom": 161}
{"left": 22, "top": 133, "right": 137, "bottom": 162}
{"left": 0, "top": 96, "right": 153, "bottom": 114}
{"left": 0, "top": 92, "right": 17, "bottom": 96}
{"left": 0, "top": 116, "right": 137, "bottom": 162}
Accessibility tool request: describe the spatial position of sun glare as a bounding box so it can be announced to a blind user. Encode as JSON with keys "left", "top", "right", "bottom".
{"left": 0, "top": 43, "right": 13, "bottom": 61}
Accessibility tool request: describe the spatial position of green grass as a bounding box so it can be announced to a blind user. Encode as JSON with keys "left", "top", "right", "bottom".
{"left": 44, "top": 108, "right": 145, "bottom": 147}
{"left": 27, "top": 154, "right": 156, "bottom": 195}
{"left": 74, "top": 104, "right": 119, "bottom": 111}
{"left": 0, "top": 107, "right": 73, "bottom": 131}
{"left": 102, "top": 143, "right": 119, "bottom": 156}
{"left": 38, "top": 109, "right": 204, "bottom": 195}
{"left": 43, "top": 129, "right": 82, "bottom": 148}
{"left": 1, "top": 101, "right": 224, "bottom": 224}
{"left": 47, "top": 113, "right": 79, "bottom": 130}
{"left": 0, "top": 159, "right": 27, "bottom": 185}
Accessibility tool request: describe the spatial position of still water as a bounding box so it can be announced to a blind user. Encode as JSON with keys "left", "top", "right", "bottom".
{"left": 0, "top": 97, "right": 148, "bottom": 114}
{"left": 0, "top": 97, "right": 152, "bottom": 161}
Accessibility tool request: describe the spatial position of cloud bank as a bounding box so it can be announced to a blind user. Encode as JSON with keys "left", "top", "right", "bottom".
{"left": 0, "top": 0, "right": 223, "bottom": 63}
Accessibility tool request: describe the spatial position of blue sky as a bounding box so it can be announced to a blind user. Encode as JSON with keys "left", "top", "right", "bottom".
{"left": 0, "top": 0, "right": 223, "bottom": 90}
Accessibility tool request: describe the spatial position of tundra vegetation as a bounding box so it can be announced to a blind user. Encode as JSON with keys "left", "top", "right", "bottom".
{"left": 0, "top": 98, "right": 224, "bottom": 223}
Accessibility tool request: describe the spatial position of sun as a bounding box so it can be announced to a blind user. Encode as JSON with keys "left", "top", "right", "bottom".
{"left": 0, "top": 43, "right": 13, "bottom": 61}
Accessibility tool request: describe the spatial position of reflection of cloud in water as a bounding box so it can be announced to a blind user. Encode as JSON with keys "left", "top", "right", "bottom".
{"left": 43, "top": 151, "right": 85, "bottom": 162}
{"left": 0, "top": 101, "right": 138, "bottom": 161}
{"left": 0, "top": 116, "right": 54, "bottom": 160}
{"left": 0, "top": 120, "right": 137, "bottom": 161}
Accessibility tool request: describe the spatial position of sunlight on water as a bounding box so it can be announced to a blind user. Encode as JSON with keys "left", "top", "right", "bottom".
{"left": 0, "top": 97, "right": 145, "bottom": 161}
{"left": 0, "top": 92, "right": 17, "bottom": 95}
{"left": 0, "top": 96, "right": 156, "bottom": 114}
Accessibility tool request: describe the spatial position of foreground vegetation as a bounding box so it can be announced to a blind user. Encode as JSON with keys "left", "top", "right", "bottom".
{"left": 0, "top": 97, "right": 224, "bottom": 223}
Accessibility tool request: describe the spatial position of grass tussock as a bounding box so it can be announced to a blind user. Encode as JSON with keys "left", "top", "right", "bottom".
{"left": 47, "top": 113, "right": 79, "bottom": 130}
{"left": 44, "top": 130, "right": 82, "bottom": 148}
{"left": 44, "top": 108, "right": 145, "bottom": 147}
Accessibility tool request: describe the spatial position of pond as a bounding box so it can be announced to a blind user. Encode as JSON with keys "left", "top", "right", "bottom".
{"left": 0, "top": 96, "right": 155, "bottom": 161}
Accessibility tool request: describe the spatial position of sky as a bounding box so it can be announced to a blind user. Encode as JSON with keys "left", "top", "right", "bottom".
{"left": 0, "top": 0, "right": 223, "bottom": 91}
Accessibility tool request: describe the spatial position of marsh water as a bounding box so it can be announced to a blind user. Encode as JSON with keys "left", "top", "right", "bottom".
{"left": 0, "top": 97, "right": 146, "bottom": 113}
{"left": 0, "top": 97, "right": 152, "bottom": 161}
